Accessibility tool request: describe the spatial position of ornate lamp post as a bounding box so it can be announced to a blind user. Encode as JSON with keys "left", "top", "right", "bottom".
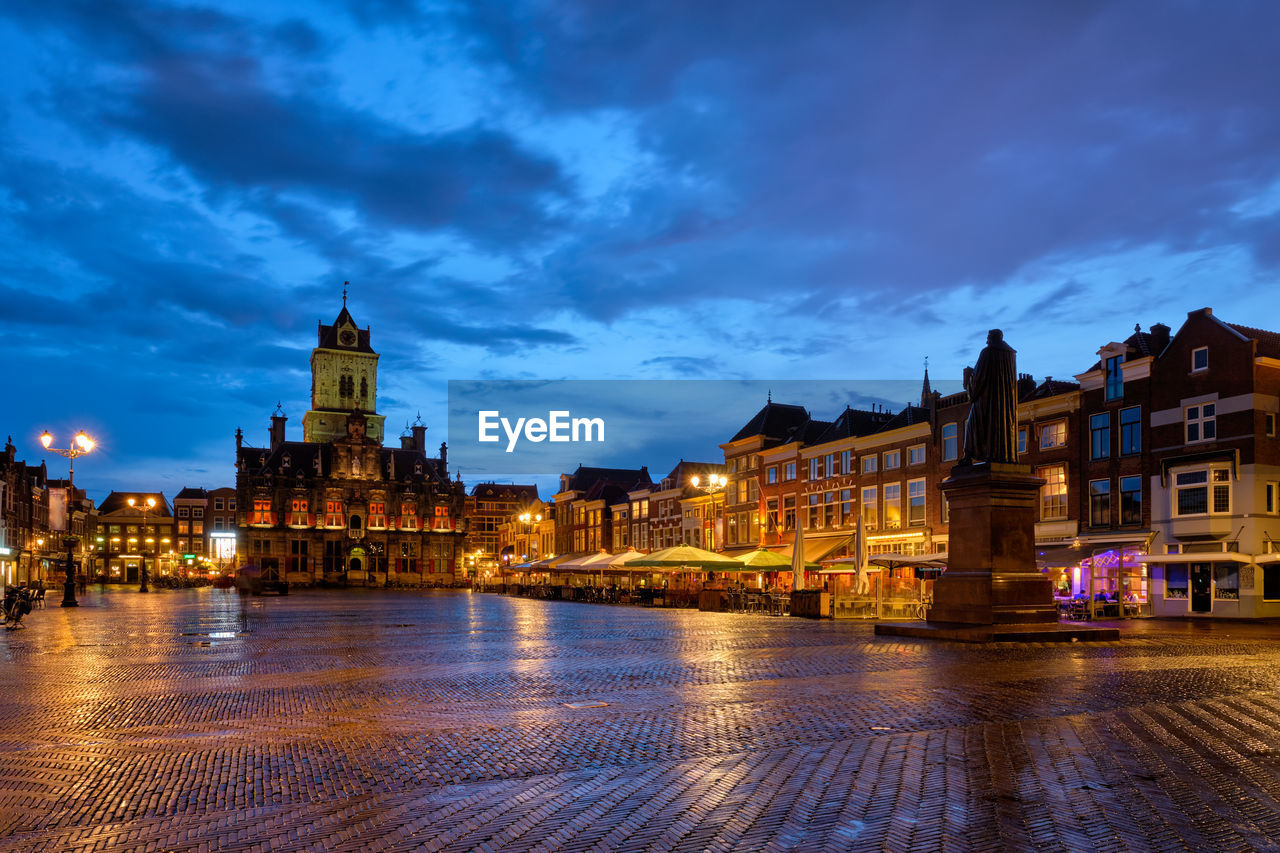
{"left": 39, "top": 429, "right": 95, "bottom": 608}
{"left": 689, "top": 474, "right": 728, "bottom": 551}
{"left": 128, "top": 496, "right": 157, "bottom": 593}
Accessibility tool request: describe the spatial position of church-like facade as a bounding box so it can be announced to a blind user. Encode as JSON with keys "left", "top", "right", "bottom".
{"left": 234, "top": 300, "right": 466, "bottom": 587}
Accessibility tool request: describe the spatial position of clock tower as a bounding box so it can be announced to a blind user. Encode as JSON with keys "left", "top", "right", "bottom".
{"left": 302, "top": 300, "right": 386, "bottom": 444}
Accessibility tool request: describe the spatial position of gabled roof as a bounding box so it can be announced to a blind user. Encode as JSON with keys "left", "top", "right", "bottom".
{"left": 98, "top": 491, "right": 173, "bottom": 516}
{"left": 1087, "top": 328, "right": 1160, "bottom": 371}
{"left": 470, "top": 483, "right": 540, "bottom": 501}
{"left": 876, "top": 405, "right": 931, "bottom": 433}
{"left": 730, "top": 401, "right": 811, "bottom": 443}
{"left": 316, "top": 306, "right": 375, "bottom": 353}
{"left": 1228, "top": 322, "right": 1280, "bottom": 358}
{"left": 1024, "top": 378, "right": 1080, "bottom": 400}
{"left": 563, "top": 466, "right": 653, "bottom": 493}
{"left": 790, "top": 418, "right": 832, "bottom": 445}
{"left": 659, "top": 460, "right": 726, "bottom": 490}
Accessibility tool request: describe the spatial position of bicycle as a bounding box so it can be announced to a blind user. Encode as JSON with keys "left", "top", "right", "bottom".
{"left": 3, "top": 587, "right": 35, "bottom": 630}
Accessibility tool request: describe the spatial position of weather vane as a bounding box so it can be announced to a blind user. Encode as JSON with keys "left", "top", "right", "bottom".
{"left": 342, "top": 280, "right": 349, "bottom": 306}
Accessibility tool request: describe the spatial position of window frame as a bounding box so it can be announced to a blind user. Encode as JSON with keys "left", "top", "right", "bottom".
{"left": 941, "top": 423, "right": 959, "bottom": 461}
{"left": 1090, "top": 412, "right": 1111, "bottom": 460}
{"left": 1105, "top": 355, "right": 1123, "bottom": 400}
{"left": 1039, "top": 465, "right": 1068, "bottom": 521}
{"left": 1191, "top": 346, "right": 1208, "bottom": 372}
{"left": 1185, "top": 403, "right": 1217, "bottom": 444}
{"left": 1089, "top": 479, "right": 1111, "bottom": 527}
{"left": 1119, "top": 406, "right": 1141, "bottom": 455}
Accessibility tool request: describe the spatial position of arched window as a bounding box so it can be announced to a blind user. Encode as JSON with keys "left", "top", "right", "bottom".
{"left": 360, "top": 377, "right": 368, "bottom": 398}
{"left": 350, "top": 514, "right": 362, "bottom": 531}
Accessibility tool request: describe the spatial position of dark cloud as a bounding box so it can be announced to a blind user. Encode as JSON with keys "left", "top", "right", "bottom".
{"left": 4, "top": 0, "right": 1280, "bottom": 497}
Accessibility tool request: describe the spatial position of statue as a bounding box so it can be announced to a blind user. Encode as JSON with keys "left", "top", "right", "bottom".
{"left": 960, "top": 329, "right": 1018, "bottom": 464}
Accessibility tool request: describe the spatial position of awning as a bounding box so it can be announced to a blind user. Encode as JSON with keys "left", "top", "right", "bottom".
{"left": 775, "top": 532, "right": 854, "bottom": 563}
{"left": 1133, "top": 552, "right": 1255, "bottom": 564}
{"left": 1075, "top": 531, "right": 1153, "bottom": 544}
{"left": 1036, "top": 545, "right": 1087, "bottom": 568}
{"left": 555, "top": 551, "right": 611, "bottom": 570}
{"left": 526, "top": 552, "right": 590, "bottom": 569}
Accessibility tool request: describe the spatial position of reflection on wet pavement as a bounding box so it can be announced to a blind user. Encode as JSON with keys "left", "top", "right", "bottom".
{"left": 1, "top": 589, "right": 1279, "bottom": 851}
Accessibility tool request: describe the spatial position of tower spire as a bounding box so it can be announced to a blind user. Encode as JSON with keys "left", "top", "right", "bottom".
{"left": 342, "top": 280, "right": 348, "bottom": 307}
{"left": 921, "top": 356, "right": 932, "bottom": 406}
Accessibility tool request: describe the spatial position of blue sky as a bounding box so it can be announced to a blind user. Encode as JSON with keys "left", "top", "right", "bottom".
{"left": 3, "top": 1, "right": 1279, "bottom": 502}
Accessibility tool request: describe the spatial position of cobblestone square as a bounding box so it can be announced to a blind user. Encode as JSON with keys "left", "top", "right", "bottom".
{"left": 2, "top": 590, "right": 1280, "bottom": 851}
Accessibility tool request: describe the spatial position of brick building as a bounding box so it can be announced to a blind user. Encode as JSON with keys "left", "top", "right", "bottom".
{"left": 465, "top": 483, "right": 540, "bottom": 570}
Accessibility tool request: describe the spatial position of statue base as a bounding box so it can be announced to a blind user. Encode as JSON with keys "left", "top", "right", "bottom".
{"left": 927, "top": 462, "right": 1057, "bottom": 626}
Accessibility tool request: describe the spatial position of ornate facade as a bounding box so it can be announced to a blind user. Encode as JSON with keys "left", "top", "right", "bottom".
{"left": 234, "top": 301, "right": 465, "bottom": 587}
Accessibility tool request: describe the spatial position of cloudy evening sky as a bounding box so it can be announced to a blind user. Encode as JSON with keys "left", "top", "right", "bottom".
{"left": 3, "top": 0, "right": 1280, "bottom": 500}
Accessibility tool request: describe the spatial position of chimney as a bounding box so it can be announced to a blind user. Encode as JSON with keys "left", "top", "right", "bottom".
{"left": 1150, "top": 322, "right": 1171, "bottom": 355}
{"left": 270, "top": 403, "right": 287, "bottom": 451}
{"left": 400, "top": 434, "right": 413, "bottom": 450}
{"left": 411, "top": 413, "right": 427, "bottom": 453}
{"left": 1017, "top": 373, "right": 1036, "bottom": 399}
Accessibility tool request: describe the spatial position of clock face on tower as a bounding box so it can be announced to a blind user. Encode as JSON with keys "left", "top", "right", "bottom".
{"left": 339, "top": 329, "right": 357, "bottom": 346}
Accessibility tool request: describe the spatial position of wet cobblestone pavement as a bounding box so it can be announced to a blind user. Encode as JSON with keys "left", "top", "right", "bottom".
{"left": 2, "top": 590, "right": 1280, "bottom": 851}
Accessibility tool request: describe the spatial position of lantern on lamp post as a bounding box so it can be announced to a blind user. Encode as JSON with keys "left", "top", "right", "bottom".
{"left": 38, "top": 429, "right": 96, "bottom": 607}
{"left": 128, "top": 496, "right": 157, "bottom": 593}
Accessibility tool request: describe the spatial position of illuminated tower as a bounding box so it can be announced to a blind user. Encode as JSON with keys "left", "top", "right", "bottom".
{"left": 302, "top": 297, "right": 386, "bottom": 444}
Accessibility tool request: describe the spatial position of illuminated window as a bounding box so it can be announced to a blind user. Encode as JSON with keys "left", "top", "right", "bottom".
{"left": 883, "top": 483, "right": 901, "bottom": 529}
{"left": 861, "top": 486, "right": 878, "bottom": 529}
{"left": 1039, "top": 466, "right": 1067, "bottom": 520}
{"left": 1039, "top": 420, "right": 1066, "bottom": 449}
{"left": 250, "top": 499, "right": 272, "bottom": 525}
{"left": 324, "top": 500, "right": 345, "bottom": 528}
{"left": 368, "top": 502, "right": 386, "bottom": 528}
{"left": 400, "top": 503, "right": 418, "bottom": 530}
{"left": 908, "top": 479, "right": 926, "bottom": 526}
{"left": 289, "top": 498, "right": 309, "bottom": 527}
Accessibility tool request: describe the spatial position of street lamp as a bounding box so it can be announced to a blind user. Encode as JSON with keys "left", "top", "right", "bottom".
{"left": 128, "top": 496, "right": 157, "bottom": 593}
{"left": 39, "top": 429, "right": 96, "bottom": 607}
{"left": 690, "top": 474, "right": 728, "bottom": 550}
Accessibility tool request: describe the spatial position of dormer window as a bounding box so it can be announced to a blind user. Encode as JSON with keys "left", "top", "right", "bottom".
{"left": 1192, "top": 346, "right": 1208, "bottom": 372}
{"left": 1105, "top": 355, "right": 1123, "bottom": 400}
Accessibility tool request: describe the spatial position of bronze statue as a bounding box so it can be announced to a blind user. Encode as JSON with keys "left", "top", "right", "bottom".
{"left": 960, "top": 329, "right": 1018, "bottom": 464}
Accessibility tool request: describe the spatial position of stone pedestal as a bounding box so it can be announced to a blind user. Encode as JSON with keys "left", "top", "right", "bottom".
{"left": 928, "top": 462, "right": 1057, "bottom": 625}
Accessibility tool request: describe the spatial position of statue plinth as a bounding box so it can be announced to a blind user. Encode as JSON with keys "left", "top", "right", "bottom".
{"left": 928, "top": 462, "right": 1057, "bottom": 625}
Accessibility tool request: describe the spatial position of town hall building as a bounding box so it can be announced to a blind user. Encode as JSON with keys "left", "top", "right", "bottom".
{"left": 234, "top": 298, "right": 466, "bottom": 587}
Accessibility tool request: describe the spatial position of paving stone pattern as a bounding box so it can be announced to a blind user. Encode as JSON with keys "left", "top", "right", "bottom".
{"left": 2, "top": 590, "right": 1280, "bottom": 851}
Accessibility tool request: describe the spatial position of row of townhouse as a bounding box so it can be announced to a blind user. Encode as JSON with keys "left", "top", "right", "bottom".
{"left": 0, "top": 437, "right": 96, "bottom": 587}
{"left": 501, "top": 307, "right": 1280, "bottom": 619}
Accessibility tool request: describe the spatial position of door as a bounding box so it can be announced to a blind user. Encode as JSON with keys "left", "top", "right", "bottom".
{"left": 1190, "top": 563, "right": 1212, "bottom": 613}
